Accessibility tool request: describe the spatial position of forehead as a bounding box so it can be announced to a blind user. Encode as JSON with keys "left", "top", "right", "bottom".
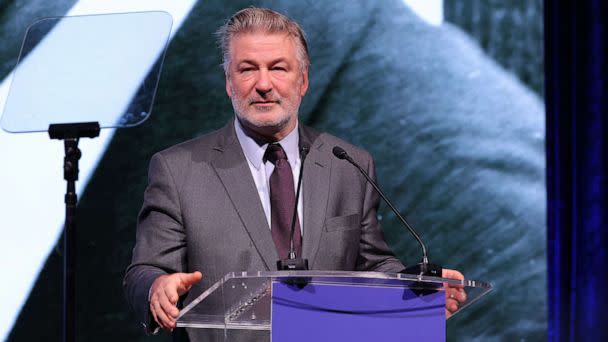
{"left": 228, "top": 31, "right": 298, "bottom": 63}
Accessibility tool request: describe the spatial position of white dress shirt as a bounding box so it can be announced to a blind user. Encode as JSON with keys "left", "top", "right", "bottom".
{"left": 234, "top": 119, "right": 304, "bottom": 233}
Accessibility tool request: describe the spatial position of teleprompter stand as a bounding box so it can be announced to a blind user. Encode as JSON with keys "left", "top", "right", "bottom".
{"left": 48, "top": 122, "right": 100, "bottom": 342}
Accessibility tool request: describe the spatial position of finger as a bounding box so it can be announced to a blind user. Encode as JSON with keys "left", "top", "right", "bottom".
{"left": 444, "top": 280, "right": 465, "bottom": 290}
{"left": 445, "top": 288, "right": 463, "bottom": 312}
{"left": 150, "top": 300, "right": 161, "bottom": 327}
{"left": 458, "top": 289, "right": 468, "bottom": 303}
{"left": 164, "top": 282, "right": 180, "bottom": 305}
{"left": 177, "top": 271, "right": 203, "bottom": 295}
{"left": 152, "top": 297, "right": 176, "bottom": 330}
{"left": 442, "top": 268, "right": 464, "bottom": 280}
{"left": 446, "top": 299, "right": 459, "bottom": 313}
{"left": 159, "top": 289, "right": 180, "bottom": 319}
{"left": 445, "top": 308, "right": 453, "bottom": 320}
{"left": 151, "top": 298, "right": 168, "bottom": 330}
{"left": 181, "top": 271, "right": 203, "bottom": 287}
{"left": 446, "top": 288, "right": 467, "bottom": 303}
{"left": 154, "top": 300, "right": 174, "bottom": 330}
{"left": 442, "top": 270, "right": 465, "bottom": 292}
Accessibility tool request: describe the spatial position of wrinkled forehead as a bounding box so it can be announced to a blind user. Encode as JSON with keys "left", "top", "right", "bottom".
{"left": 229, "top": 30, "right": 296, "bottom": 50}
{"left": 228, "top": 31, "right": 298, "bottom": 61}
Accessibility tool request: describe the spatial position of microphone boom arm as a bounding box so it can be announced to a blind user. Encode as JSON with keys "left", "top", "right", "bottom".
{"left": 332, "top": 146, "right": 441, "bottom": 276}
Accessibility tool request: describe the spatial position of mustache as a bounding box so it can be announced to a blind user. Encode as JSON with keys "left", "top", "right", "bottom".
{"left": 249, "top": 97, "right": 281, "bottom": 104}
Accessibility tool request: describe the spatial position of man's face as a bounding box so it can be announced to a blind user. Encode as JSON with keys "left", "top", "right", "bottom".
{"left": 226, "top": 31, "right": 309, "bottom": 141}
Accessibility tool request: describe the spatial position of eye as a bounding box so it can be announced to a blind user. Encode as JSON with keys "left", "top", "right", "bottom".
{"left": 272, "top": 66, "right": 287, "bottom": 71}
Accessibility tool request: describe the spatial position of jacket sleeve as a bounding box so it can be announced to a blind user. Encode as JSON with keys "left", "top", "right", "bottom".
{"left": 123, "top": 152, "right": 188, "bottom": 334}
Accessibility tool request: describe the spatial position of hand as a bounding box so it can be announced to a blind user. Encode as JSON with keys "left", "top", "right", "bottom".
{"left": 149, "top": 271, "right": 203, "bottom": 331}
{"left": 442, "top": 268, "right": 466, "bottom": 319}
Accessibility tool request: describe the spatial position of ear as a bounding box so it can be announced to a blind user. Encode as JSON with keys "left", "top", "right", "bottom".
{"left": 225, "top": 73, "right": 233, "bottom": 97}
{"left": 299, "top": 66, "right": 309, "bottom": 97}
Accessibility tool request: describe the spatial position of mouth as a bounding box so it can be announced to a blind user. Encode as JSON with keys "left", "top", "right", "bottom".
{"left": 250, "top": 100, "right": 279, "bottom": 106}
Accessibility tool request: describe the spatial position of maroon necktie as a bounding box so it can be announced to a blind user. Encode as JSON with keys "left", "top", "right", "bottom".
{"left": 265, "top": 143, "right": 302, "bottom": 259}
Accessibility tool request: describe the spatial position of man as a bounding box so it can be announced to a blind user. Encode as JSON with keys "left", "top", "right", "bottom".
{"left": 124, "top": 7, "right": 465, "bottom": 340}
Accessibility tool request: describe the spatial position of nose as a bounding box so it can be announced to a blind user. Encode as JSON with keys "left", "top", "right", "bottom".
{"left": 255, "top": 69, "right": 272, "bottom": 96}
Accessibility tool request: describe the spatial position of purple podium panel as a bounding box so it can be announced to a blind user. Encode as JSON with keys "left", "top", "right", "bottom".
{"left": 271, "top": 280, "right": 445, "bottom": 342}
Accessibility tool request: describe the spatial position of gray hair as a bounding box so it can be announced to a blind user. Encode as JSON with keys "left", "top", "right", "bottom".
{"left": 216, "top": 7, "right": 310, "bottom": 74}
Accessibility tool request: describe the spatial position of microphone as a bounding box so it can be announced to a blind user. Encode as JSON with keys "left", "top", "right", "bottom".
{"left": 277, "top": 143, "right": 310, "bottom": 271}
{"left": 332, "top": 146, "right": 442, "bottom": 277}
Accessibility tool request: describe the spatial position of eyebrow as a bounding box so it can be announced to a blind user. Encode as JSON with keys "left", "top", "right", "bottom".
{"left": 237, "top": 58, "right": 289, "bottom": 66}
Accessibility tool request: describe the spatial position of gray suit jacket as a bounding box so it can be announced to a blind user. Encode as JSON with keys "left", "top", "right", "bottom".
{"left": 123, "top": 121, "right": 405, "bottom": 340}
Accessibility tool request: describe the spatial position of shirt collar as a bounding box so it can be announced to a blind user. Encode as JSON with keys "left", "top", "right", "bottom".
{"left": 234, "top": 118, "right": 300, "bottom": 170}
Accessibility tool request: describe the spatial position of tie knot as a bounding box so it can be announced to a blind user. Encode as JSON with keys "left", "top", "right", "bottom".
{"left": 264, "top": 143, "right": 288, "bottom": 165}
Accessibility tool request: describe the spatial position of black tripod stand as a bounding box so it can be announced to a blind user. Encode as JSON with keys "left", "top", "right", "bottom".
{"left": 48, "top": 122, "right": 100, "bottom": 342}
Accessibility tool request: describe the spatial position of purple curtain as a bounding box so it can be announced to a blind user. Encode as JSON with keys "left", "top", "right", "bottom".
{"left": 546, "top": 1, "right": 608, "bottom": 341}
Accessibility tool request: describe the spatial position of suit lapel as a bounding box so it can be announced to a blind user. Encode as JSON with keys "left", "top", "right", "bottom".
{"left": 300, "top": 127, "right": 330, "bottom": 268}
{"left": 210, "top": 123, "right": 278, "bottom": 271}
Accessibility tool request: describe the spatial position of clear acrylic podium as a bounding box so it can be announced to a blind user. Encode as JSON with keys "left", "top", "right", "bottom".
{"left": 177, "top": 271, "right": 491, "bottom": 341}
